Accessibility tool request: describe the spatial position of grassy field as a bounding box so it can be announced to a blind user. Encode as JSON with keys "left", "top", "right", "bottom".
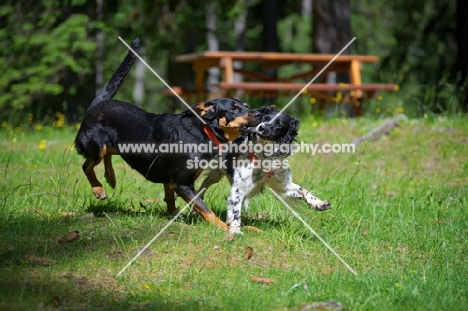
{"left": 0, "top": 115, "right": 467, "bottom": 310}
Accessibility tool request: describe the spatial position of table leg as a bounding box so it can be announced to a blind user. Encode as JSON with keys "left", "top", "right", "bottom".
{"left": 318, "top": 71, "right": 329, "bottom": 113}
{"left": 349, "top": 60, "right": 363, "bottom": 97}
{"left": 193, "top": 63, "right": 206, "bottom": 102}
{"left": 211, "top": 57, "right": 234, "bottom": 99}
{"left": 221, "top": 57, "right": 234, "bottom": 83}
{"left": 350, "top": 59, "right": 363, "bottom": 116}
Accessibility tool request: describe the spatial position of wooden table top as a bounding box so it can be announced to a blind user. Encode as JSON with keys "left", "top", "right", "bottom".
{"left": 175, "top": 51, "right": 379, "bottom": 64}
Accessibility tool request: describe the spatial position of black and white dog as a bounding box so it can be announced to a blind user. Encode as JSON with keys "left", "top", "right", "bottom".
{"left": 198, "top": 107, "right": 330, "bottom": 234}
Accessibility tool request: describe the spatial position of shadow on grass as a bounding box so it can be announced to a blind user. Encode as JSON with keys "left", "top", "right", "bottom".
{"left": 0, "top": 192, "right": 331, "bottom": 310}
{"left": 84, "top": 198, "right": 305, "bottom": 230}
{"left": 0, "top": 276, "right": 212, "bottom": 310}
{"left": 0, "top": 208, "right": 213, "bottom": 310}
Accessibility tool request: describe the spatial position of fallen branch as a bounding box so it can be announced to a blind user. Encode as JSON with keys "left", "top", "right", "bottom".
{"left": 352, "top": 114, "right": 407, "bottom": 146}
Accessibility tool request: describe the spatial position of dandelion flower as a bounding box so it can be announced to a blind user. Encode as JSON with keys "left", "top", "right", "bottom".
{"left": 39, "top": 140, "right": 47, "bottom": 150}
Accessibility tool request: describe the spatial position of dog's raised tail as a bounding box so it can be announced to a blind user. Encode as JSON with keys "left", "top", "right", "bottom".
{"left": 88, "top": 38, "right": 141, "bottom": 110}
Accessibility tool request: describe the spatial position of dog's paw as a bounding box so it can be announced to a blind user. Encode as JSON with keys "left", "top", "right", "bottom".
{"left": 312, "top": 201, "right": 331, "bottom": 211}
{"left": 228, "top": 219, "right": 243, "bottom": 235}
{"left": 92, "top": 187, "right": 107, "bottom": 200}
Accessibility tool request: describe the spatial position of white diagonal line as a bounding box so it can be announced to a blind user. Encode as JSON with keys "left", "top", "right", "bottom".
{"left": 269, "top": 37, "right": 356, "bottom": 124}
{"left": 117, "top": 188, "right": 206, "bottom": 276}
{"left": 118, "top": 36, "right": 207, "bottom": 125}
{"left": 268, "top": 188, "right": 358, "bottom": 275}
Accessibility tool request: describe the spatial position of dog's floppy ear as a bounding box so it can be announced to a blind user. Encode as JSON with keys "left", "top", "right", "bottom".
{"left": 276, "top": 118, "right": 300, "bottom": 156}
{"left": 194, "top": 101, "right": 218, "bottom": 120}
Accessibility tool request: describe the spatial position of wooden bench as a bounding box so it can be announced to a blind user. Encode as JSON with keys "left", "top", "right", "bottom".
{"left": 167, "top": 51, "right": 398, "bottom": 116}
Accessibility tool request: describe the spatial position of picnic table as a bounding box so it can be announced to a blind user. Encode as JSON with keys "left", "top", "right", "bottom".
{"left": 167, "top": 51, "right": 398, "bottom": 116}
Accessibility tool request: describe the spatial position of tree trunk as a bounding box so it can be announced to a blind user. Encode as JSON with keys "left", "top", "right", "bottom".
{"left": 95, "top": 0, "right": 103, "bottom": 96}
{"left": 206, "top": 3, "right": 219, "bottom": 92}
{"left": 263, "top": 0, "right": 278, "bottom": 103}
{"left": 312, "top": 0, "right": 352, "bottom": 115}
{"left": 133, "top": 46, "right": 145, "bottom": 107}
{"left": 165, "top": 3, "right": 198, "bottom": 112}
{"left": 234, "top": 2, "right": 248, "bottom": 98}
{"left": 302, "top": 0, "right": 311, "bottom": 17}
{"left": 456, "top": 0, "right": 468, "bottom": 111}
{"left": 263, "top": 0, "right": 278, "bottom": 54}
{"left": 312, "top": 0, "right": 351, "bottom": 63}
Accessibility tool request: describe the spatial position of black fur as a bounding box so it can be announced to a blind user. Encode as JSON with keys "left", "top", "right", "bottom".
{"left": 253, "top": 107, "right": 300, "bottom": 156}
{"left": 75, "top": 98, "right": 254, "bottom": 184}
{"left": 74, "top": 38, "right": 259, "bottom": 229}
{"left": 89, "top": 38, "right": 140, "bottom": 109}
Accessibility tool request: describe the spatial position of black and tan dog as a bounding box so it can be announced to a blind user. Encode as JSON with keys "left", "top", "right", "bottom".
{"left": 74, "top": 38, "right": 259, "bottom": 229}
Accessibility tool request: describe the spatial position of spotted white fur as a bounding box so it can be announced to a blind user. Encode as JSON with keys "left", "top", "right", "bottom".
{"left": 200, "top": 137, "right": 330, "bottom": 235}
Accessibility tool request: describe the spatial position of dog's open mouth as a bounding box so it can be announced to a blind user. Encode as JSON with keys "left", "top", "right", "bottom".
{"left": 240, "top": 125, "right": 257, "bottom": 134}
{"left": 241, "top": 123, "right": 275, "bottom": 140}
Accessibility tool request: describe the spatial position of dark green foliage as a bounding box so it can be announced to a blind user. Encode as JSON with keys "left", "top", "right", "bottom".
{"left": 0, "top": 1, "right": 96, "bottom": 113}
{"left": 0, "top": 0, "right": 466, "bottom": 121}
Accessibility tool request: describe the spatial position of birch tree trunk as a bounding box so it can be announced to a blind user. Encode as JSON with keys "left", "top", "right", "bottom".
{"left": 133, "top": 46, "right": 145, "bottom": 107}
{"left": 206, "top": 3, "right": 219, "bottom": 92}
{"left": 263, "top": 0, "right": 279, "bottom": 104}
{"left": 302, "top": 0, "right": 311, "bottom": 17}
{"left": 234, "top": 2, "right": 248, "bottom": 98}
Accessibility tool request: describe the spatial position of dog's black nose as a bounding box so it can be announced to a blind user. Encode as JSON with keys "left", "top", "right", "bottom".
{"left": 257, "top": 125, "right": 265, "bottom": 133}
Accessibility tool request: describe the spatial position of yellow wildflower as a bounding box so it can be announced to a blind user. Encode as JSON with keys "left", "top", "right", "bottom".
{"left": 54, "top": 112, "right": 66, "bottom": 128}
{"left": 39, "top": 140, "right": 47, "bottom": 150}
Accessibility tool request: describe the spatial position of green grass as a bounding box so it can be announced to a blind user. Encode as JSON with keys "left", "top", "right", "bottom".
{"left": 1, "top": 116, "right": 467, "bottom": 310}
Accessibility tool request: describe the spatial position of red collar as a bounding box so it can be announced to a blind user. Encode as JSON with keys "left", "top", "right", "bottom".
{"left": 248, "top": 152, "right": 274, "bottom": 178}
{"left": 203, "top": 124, "right": 221, "bottom": 147}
